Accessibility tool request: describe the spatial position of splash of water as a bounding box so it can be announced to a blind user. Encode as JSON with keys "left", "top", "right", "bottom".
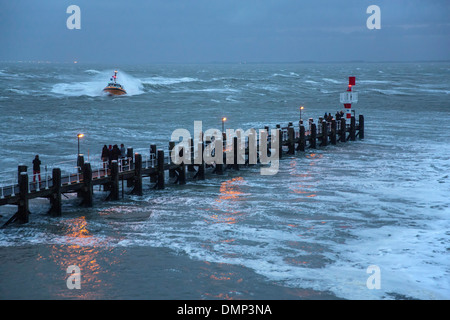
{"left": 51, "top": 69, "right": 144, "bottom": 97}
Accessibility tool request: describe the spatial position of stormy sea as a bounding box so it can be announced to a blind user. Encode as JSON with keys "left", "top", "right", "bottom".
{"left": 0, "top": 62, "right": 449, "bottom": 300}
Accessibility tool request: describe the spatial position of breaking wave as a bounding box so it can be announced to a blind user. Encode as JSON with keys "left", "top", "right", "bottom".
{"left": 51, "top": 70, "right": 144, "bottom": 97}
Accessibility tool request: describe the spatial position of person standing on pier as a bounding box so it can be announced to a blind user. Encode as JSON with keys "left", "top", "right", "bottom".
{"left": 108, "top": 145, "right": 113, "bottom": 166}
{"left": 120, "top": 144, "right": 126, "bottom": 159}
{"left": 111, "top": 144, "right": 120, "bottom": 161}
{"left": 101, "top": 145, "right": 109, "bottom": 168}
{"left": 32, "top": 155, "right": 41, "bottom": 183}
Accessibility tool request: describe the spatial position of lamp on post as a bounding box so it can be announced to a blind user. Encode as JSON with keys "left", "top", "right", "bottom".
{"left": 222, "top": 117, "right": 227, "bottom": 133}
{"left": 300, "top": 106, "right": 304, "bottom": 124}
{"left": 77, "top": 133, "right": 84, "bottom": 156}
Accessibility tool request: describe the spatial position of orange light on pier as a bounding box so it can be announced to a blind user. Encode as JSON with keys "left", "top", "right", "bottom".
{"left": 222, "top": 117, "right": 227, "bottom": 133}
{"left": 77, "top": 134, "right": 84, "bottom": 155}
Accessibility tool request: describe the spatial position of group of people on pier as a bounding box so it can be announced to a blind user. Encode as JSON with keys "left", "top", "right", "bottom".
{"left": 323, "top": 111, "right": 345, "bottom": 122}
{"left": 29, "top": 144, "right": 128, "bottom": 184}
{"left": 101, "top": 143, "right": 127, "bottom": 165}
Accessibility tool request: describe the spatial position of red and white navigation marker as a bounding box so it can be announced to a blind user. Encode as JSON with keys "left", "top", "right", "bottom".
{"left": 340, "top": 77, "right": 358, "bottom": 119}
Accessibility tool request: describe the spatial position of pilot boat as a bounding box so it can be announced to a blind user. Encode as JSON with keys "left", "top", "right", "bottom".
{"left": 103, "top": 70, "right": 127, "bottom": 95}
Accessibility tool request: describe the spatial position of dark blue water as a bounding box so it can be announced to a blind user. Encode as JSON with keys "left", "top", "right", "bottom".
{"left": 0, "top": 62, "right": 449, "bottom": 299}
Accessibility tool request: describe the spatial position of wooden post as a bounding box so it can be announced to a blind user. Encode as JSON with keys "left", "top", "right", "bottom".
{"left": 350, "top": 116, "right": 356, "bottom": 141}
{"left": 331, "top": 119, "right": 337, "bottom": 145}
{"left": 340, "top": 118, "right": 346, "bottom": 143}
{"left": 126, "top": 148, "right": 134, "bottom": 187}
{"left": 16, "top": 172, "right": 29, "bottom": 224}
{"left": 188, "top": 138, "right": 196, "bottom": 172}
{"left": 359, "top": 115, "right": 365, "bottom": 140}
{"left": 215, "top": 162, "right": 223, "bottom": 175}
{"left": 232, "top": 136, "right": 239, "bottom": 170}
{"left": 131, "top": 153, "right": 143, "bottom": 196}
{"left": 310, "top": 123, "right": 317, "bottom": 149}
{"left": 81, "top": 162, "right": 93, "bottom": 207}
{"left": 178, "top": 164, "right": 186, "bottom": 184}
{"left": 297, "top": 125, "right": 305, "bottom": 151}
{"left": 277, "top": 128, "right": 283, "bottom": 159}
{"left": 157, "top": 149, "right": 165, "bottom": 189}
{"left": 247, "top": 130, "right": 257, "bottom": 165}
{"left": 18, "top": 165, "right": 27, "bottom": 180}
{"left": 169, "top": 141, "right": 176, "bottom": 178}
{"left": 197, "top": 141, "right": 205, "bottom": 180}
{"left": 177, "top": 147, "right": 186, "bottom": 185}
{"left": 287, "top": 127, "right": 295, "bottom": 154}
{"left": 48, "top": 168, "right": 62, "bottom": 217}
{"left": 321, "top": 120, "right": 328, "bottom": 146}
{"left": 126, "top": 147, "right": 134, "bottom": 166}
{"left": 150, "top": 144, "right": 157, "bottom": 183}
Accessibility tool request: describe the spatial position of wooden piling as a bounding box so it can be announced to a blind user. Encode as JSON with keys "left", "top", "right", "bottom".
{"left": 16, "top": 172, "right": 29, "bottom": 224}
{"left": 247, "top": 130, "right": 257, "bottom": 165}
{"left": 215, "top": 162, "right": 224, "bottom": 175}
{"left": 150, "top": 144, "right": 157, "bottom": 183}
{"left": 277, "top": 129, "right": 283, "bottom": 159}
{"left": 359, "top": 115, "right": 365, "bottom": 140}
{"left": 131, "top": 153, "right": 143, "bottom": 196}
{"left": 126, "top": 147, "right": 134, "bottom": 187}
{"left": 81, "top": 162, "right": 93, "bottom": 207}
{"left": 340, "top": 118, "right": 346, "bottom": 143}
{"left": 169, "top": 141, "right": 176, "bottom": 178}
{"left": 297, "top": 125, "right": 305, "bottom": 152}
{"left": 331, "top": 119, "right": 337, "bottom": 145}
{"left": 188, "top": 138, "right": 196, "bottom": 172}
{"left": 350, "top": 116, "right": 356, "bottom": 141}
{"left": 157, "top": 149, "right": 165, "bottom": 189}
{"left": 310, "top": 123, "right": 317, "bottom": 149}
{"left": 18, "top": 165, "right": 27, "bottom": 180}
{"left": 287, "top": 127, "right": 295, "bottom": 154}
{"left": 196, "top": 141, "right": 205, "bottom": 180}
{"left": 48, "top": 168, "right": 62, "bottom": 217}
{"left": 126, "top": 147, "right": 134, "bottom": 166}
{"left": 177, "top": 147, "right": 186, "bottom": 185}
{"left": 232, "top": 136, "right": 240, "bottom": 170}
{"left": 321, "top": 120, "right": 328, "bottom": 146}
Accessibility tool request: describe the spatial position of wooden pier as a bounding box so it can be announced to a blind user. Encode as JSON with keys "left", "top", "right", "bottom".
{"left": 0, "top": 114, "right": 364, "bottom": 227}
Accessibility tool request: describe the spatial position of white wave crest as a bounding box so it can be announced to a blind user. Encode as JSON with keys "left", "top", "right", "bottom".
{"left": 51, "top": 70, "right": 144, "bottom": 97}
{"left": 141, "top": 76, "right": 200, "bottom": 86}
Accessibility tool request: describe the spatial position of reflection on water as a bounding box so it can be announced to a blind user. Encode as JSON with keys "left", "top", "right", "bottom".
{"left": 217, "top": 177, "right": 246, "bottom": 202}
{"left": 200, "top": 261, "right": 245, "bottom": 300}
{"left": 288, "top": 157, "right": 318, "bottom": 200}
{"left": 47, "top": 216, "right": 120, "bottom": 299}
{"left": 206, "top": 177, "right": 248, "bottom": 225}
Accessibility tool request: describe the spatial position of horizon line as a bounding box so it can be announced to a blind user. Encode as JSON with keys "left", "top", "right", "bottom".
{"left": 1, "top": 59, "right": 449, "bottom": 65}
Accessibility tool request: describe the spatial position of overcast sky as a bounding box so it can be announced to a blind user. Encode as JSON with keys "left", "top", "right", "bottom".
{"left": 1, "top": 0, "right": 449, "bottom": 63}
